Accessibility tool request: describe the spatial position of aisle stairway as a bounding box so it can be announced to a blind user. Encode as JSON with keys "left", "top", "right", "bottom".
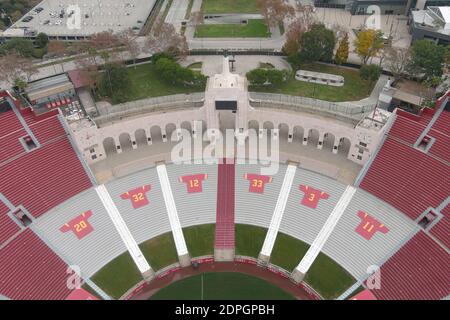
{"left": 214, "top": 159, "right": 236, "bottom": 261}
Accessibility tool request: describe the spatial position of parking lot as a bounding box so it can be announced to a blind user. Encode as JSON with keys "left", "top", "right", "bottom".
{"left": 6, "top": 0, "right": 157, "bottom": 38}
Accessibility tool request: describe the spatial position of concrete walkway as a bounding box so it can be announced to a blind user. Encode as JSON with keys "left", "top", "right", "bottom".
{"left": 191, "top": 0, "right": 202, "bottom": 12}
{"left": 165, "top": 0, "right": 190, "bottom": 32}
{"left": 180, "top": 55, "right": 291, "bottom": 76}
{"left": 343, "top": 74, "right": 390, "bottom": 107}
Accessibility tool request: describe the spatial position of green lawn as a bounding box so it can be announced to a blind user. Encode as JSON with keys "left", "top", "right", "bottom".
{"left": 139, "top": 232, "right": 179, "bottom": 271}
{"left": 270, "top": 232, "right": 309, "bottom": 272}
{"left": 90, "top": 232, "right": 179, "bottom": 299}
{"left": 151, "top": 272, "right": 295, "bottom": 300}
{"left": 90, "top": 251, "right": 142, "bottom": 299}
{"left": 90, "top": 224, "right": 354, "bottom": 300}
{"left": 250, "top": 63, "right": 375, "bottom": 102}
{"left": 270, "top": 231, "right": 355, "bottom": 299}
{"left": 195, "top": 20, "right": 270, "bottom": 38}
{"left": 235, "top": 224, "right": 267, "bottom": 258}
{"left": 126, "top": 63, "right": 206, "bottom": 101}
{"left": 202, "top": 0, "right": 259, "bottom": 13}
{"left": 184, "top": 224, "right": 215, "bottom": 257}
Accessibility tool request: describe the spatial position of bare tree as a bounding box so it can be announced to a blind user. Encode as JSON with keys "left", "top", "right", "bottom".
{"left": 144, "top": 18, "right": 188, "bottom": 57}
{"left": 282, "top": 5, "right": 316, "bottom": 56}
{"left": 118, "top": 28, "right": 140, "bottom": 68}
{"left": 190, "top": 11, "right": 204, "bottom": 27}
{"left": 256, "top": 0, "right": 295, "bottom": 28}
{"left": 75, "top": 57, "right": 100, "bottom": 96}
{"left": 294, "top": 3, "right": 316, "bottom": 26}
{"left": 386, "top": 47, "right": 412, "bottom": 81}
{"left": 0, "top": 51, "right": 37, "bottom": 85}
{"left": 88, "top": 30, "right": 121, "bottom": 50}
{"left": 47, "top": 41, "right": 67, "bottom": 58}
{"left": 0, "top": 53, "right": 22, "bottom": 84}
{"left": 20, "top": 57, "right": 38, "bottom": 82}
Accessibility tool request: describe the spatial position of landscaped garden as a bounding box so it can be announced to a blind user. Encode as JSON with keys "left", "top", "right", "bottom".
{"left": 250, "top": 63, "right": 376, "bottom": 102}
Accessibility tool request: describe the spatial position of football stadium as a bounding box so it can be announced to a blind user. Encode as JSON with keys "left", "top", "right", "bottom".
{"left": 0, "top": 0, "right": 448, "bottom": 308}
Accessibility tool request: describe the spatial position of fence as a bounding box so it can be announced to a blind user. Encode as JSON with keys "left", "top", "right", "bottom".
{"left": 249, "top": 92, "right": 375, "bottom": 116}
{"left": 93, "top": 93, "right": 205, "bottom": 125}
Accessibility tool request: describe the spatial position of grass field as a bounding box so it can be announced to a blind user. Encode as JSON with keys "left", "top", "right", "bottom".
{"left": 270, "top": 231, "right": 355, "bottom": 299}
{"left": 91, "top": 224, "right": 354, "bottom": 300}
{"left": 235, "top": 224, "right": 266, "bottom": 258}
{"left": 151, "top": 272, "right": 295, "bottom": 300}
{"left": 126, "top": 63, "right": 205, "bottom": 101}
{"left": 195, "top": 20, "right": 270, "bottom": 38}
{"left": 202, "top": 0, "right": 259, "bottom": 14}
{"left": 90, "top": 232, "right": 179, "bottom": 299}
{"left": 96, "top": 63, "right": 205, "bottom": 103}
{"left": 184, "top": 224, "right": 215, "bottom": 257}
{"left": 250, "top": 63, "right": 375, "bottom": 102}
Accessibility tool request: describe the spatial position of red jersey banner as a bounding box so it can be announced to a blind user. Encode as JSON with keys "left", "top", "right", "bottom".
{"left": 60, "top": 210, "right": 94, "bottom": 240}
{"left": 244, "top": 173, "right": 273, "bottom": 194}
{"left": 120, "top": 185, "right": 151, "bottom": 209}
{"left": 299, "top": 185, "right": 329, "bottom": 209}
{"left": 355, "top": 211, "right": 389, "bottom": 240}
{"left": 179, "top": 174, "right": 207, "bottom": 193}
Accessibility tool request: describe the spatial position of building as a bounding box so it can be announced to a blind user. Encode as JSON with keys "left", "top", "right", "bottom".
{"left": 409, "top": 6, "right": 450, "bottom": 44}
{"left": 24, "top": 74, "right": 83, "bottom": 119}
{"left": 313, "top": 0, "right": 450, "bottom": 15}
{"left": 0, "top": 0, "right": 157, "bottom": 42}
{"left": 70, "top": 55, "right": 390, "bottom": 168}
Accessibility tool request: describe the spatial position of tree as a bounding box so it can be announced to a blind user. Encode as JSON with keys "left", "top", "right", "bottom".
{"left": 299, "top": 24, "right": 336, "bottom": 63}
{"left": 354, "top": 29, "right": 384, "bottom": 64}
{"left": 10, "top": 10, "right": 22, "bottom": 22}
{"left": 282, "top": 19, "right": 304, "bottom": 56}
{"left": 408, "top": 39, "right": 446, "bottom": 80}
{"left": 282, "top": 4, "right": 315, "bottom": 56}
{"left": 246, "top": 68, "right": 268, "bottom": 86}
{"left": 75, "top": 58, "right": 100, "bottom": 96}
{"left": 97, "top": 63, "right": 131, "bottom": 104}
{"left": 88, "top": 30, "right": 121, "bottom": 50}
{"left": 19, "top": 55, "right": 38, "bottom": 81}
{"left": 0, "top": 51, "right": 37, "bottom": 84}
{"left": 386, "top": 47, "right": 411, "bottom": 81}
{"left": 118, "top": 28, "right": 140, "bottom": 68}
{"left": 14, "top": 77, "right": 28, "bottom": 91}
{"left": 35, "top": 33, "right": 49, "bottom": 48}
{"left": 0, "top": 38, "right": 35, "bottom": 57}
{"left": 266, "top": 69, "right": 287, "bottom": 86}
{"left": 190, "top": 11, "right": 204, "bottom": 27}
{"left": 0, "top": 52, "right": 23, "bottom": 84}
{"left": 47, "top": 41, "right": 67, "bottom": 58}
{"left": 256, "top": 0, "right": 295, "bottom": 28}
{"left": 335, "top": 33, "right": 349, "bottom": 65}
{"left": 155, "top": 58, "right": 206, "bottom": 86}
{"left": 360, "top": 64, "right": 381, "bottom": 82}
{"left": 144, "top": 18, "right": 188, "bottom": 57}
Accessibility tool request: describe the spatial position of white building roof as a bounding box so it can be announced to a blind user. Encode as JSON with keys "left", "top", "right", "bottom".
{"left": 4, "top": 0, "right": 156, "bottom": 38}
{"left": 438, "top": 6, "right": 450, "bottom": 24}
